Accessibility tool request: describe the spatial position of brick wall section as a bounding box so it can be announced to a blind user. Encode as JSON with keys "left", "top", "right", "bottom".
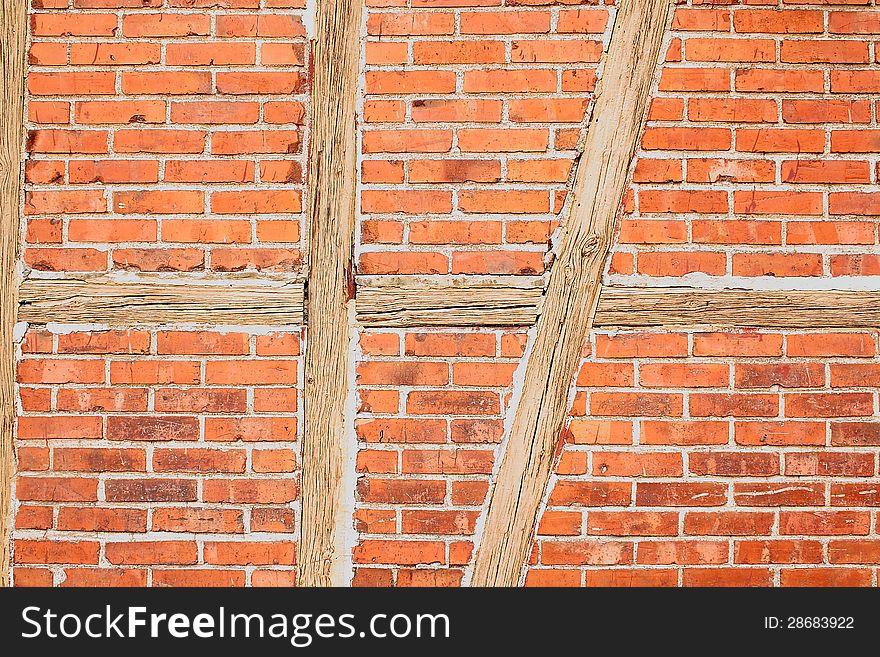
{"left": 25, "top": 0, "right": 307, "bottom": 274}
{"left": 529, "top": 329, "right": 880, "bottom": 587}
{"left": 352, "top": 328, "right": 526, "bottom": 586}
{"left": 359, "top": 0, "right": 614, "bottom": 276}
{"left": 350, "top": 1, "right": 880, "bottom": 587}
{"left": 15, "top": 0, "right": 307, "bottom": 585}
{"left": 13, "top": 327, "right": 301, "bottom": 586}
{"left": 617, "top": 3, "right": 880, "bottom": 282}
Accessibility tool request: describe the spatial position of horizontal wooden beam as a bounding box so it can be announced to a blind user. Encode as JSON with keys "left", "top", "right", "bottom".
{"left": 595, "top": 287, "right": 880, "bottom": 329}
{"left": 356, "top": 275, "right": 544, "bottom": 328}
{"left": 19, "top": 276, "right": 305, "bottom": 326}
{"left": 356, "top": 277, "right": 880, "bottom": 330}
{"left": 16, "top": 276, "right": 879, "bottom": 330}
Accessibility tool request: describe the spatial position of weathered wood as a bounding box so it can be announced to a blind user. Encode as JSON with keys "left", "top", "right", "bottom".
{"left": 18, "top": 275, "right": 879, "bottom": 331}
{"left": 19, "top": 276, "right": 305, "bottom": 325}
{"left": 0, "top": 0, "right": 28, "bottom": 587}
{"left": 596, "top": 288, "right": 880, "bottom": 329}
{"left": 356, "top": 275, "right": 544, "bottom": 327}
{"left": 355, "top": 278, "right": 880, "bottom": 330}
{"left": 299, "top": 0, "right": 362, "bottom": 587}
{"left": 471, "top": 0, "right": 675, "bottom": 587}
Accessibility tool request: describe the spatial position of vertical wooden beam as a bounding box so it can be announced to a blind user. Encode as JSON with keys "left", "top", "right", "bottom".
{"left": 0, "top": 0, "right": 28, "bottom": 587}
{"left": 470, "top": 0, "right": 674, "bottom": 587}
{"left": 299, "top": 0, "right": 362, "bottom": 586}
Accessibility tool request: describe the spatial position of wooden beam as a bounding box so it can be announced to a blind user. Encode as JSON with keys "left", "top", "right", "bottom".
{"left": 17, "top": 276, "right": 878, "bottom": 331}
{"left": 471, "top": 0, "right": 675, "bottom": 587}
{"left": 0, "top": 0, "right": 28, "bottom": 587}
{"left": 18, "top": 276, "right": 305, "bottom": 326}
{"left": 596, "top": 287, "right": 880, "bottom": 329}
{"left": 355, "top": 278, "right": 880, "bottom": 330}
{"left": 298, "top": 0, "right": 362, "bottom": 587}
{"left": 356, "top": 275, "right": 544, "bottom": 327}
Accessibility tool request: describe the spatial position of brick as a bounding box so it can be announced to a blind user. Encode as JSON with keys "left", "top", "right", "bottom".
{"left": 353, "top": 540, "right": 444, "bottom": 566}
{"left": 636, "top": 483, "right": 727, "bottom": 507}
{"left": 787, "top": 333, "right": 875, "bottom": 357}
{"left": 735, "top": 363, "right": 825, "bottom": 389}
{"left": 366, "top": 71, "right": 456, "bottom": 94}
{"left": 541, "top": 541, "right": 632, "bottom": 566}
{"left": 358, "top": 479, "right": 446, "bottom": 505}
{"left": 736, "top": 129, "right": 824, "bottom": 153}
{"left": 411, "top": 100, "right": 502, "bottom": 123}
{"left": 735, "top": 69, "right": 824, "bottom": 93}
{"left": 784, "top": 452, "right": 874, "bottom": 477}
{"left": 549, "top": 481, "right": 631, "bottom": 507}
{"left": 638, "top": 541, "right": 728, "bottom": 565}
{"left": 734, "top": 482, "right": 825, "bottom": 507}
{"left": 642, "top": 127, "right": 731, "bottom": 151}
{"left": 734, "top": 540, "right": 823, "bottom": 565}
{"left": 659, "top": 68, "right": 731, "bottom": 92}
{"left": 735, "top": 421, "right": 826, "bottom": 446}
{"left": 689, "top": 98, "right": 776, "bottom": 123}
{"left": 779, "top": 511, "right": 871, "bottom": 536}
{"left": 106, "top": 541, "right": 198, "bottom": 565}
{"left": 203, "top": 479, "right": 298, "bottom": 504}
{"left": 460, "top": 11, "right": 550, "bottom": 34}
{"left": 783, "top": 99, "right": 870, "bottom": 124}
{"left": 684, "top": 511, "right": 775, "bottom": 536}
{"left": 105, "top": 479, "right": 197, "bottom": 503}
{"left": 122, "top": 14, "right": 209, "bottom": 37}
{"left": 734, "top": 10, "right": 823, "bottom": 34}
{"left": 15, "top": 540, "right": 99, "bottom": 565}
{"left": 690, "top": 393, "right": 779, "bottom": 418}
{"left": 687, "top": 159, "right": 776, "bottom": 184}
{"left": 587, "top": 511, "right": 678, "bottom": 537}
{"left": 592, "top": 452, "right": 682, "bottom": 478}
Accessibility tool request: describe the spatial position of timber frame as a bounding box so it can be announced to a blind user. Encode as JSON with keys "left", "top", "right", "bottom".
{"left": 0, "top": 0, "right": 28, "bottom": 588}
{"left": 298, "top": 0, "right": 362, "bottom": 586}
{"left": 2, "top": 0, "right": 880, "bottom": 587}
{"left": 15, "top": 275, "right": 880, "bottom": 331}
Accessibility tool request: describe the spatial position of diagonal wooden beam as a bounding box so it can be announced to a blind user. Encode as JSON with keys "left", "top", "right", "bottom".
{"left": 298, "top": 0, "right": 362, "bottom": 586}
{"left": 470, "top": 0, "right": 675, "bottom": 587}
{"left": 0, "top": 0, "right": 28, "bottom": 587}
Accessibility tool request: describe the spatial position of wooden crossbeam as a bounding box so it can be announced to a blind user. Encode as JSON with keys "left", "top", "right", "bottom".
{"left": 0, "top": 0, "right": 28, "bottom": 587}
{"left": 298, "top": 0, "right": 362, "bottom": 587}
{"left": 355, "top": 278, "right": 880, "bottom": 330}
{"left": 19, "top": 276, "right": 305, "bottom": 325}
{"left": 16, "top": 276, "right": 880, "bottom": 330}
{"left": 356, "top": 275, "right": 545, "bottom": 327}
{"left": 470, "top": 0, "right": 676, "bottom": 587}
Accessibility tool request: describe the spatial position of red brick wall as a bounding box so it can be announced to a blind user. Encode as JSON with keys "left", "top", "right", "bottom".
{"left": 12, "top": 0, "right": 880, "bottom": 586}
{"left": 17, "top": 0, "right": 307, "bottom": 585}
{"left": 529, "top": 329, "right": 880, "bottom": 587}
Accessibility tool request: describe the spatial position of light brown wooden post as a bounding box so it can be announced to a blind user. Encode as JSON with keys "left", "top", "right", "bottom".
{"left": 0, "top": 0, "right": 28, "bottom": 587}
{"left": 470, "top": 0, "right": 675, "bottom": 587}
{"left": 299, "top": 0, "right": 362, "bottom": 586}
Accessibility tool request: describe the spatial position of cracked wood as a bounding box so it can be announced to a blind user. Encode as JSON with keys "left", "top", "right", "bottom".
{"left": 0, "top": 0, "right": 26, "bottom": 586}
{"left": 298, "top": 0, "right": 362, "bottom": 587}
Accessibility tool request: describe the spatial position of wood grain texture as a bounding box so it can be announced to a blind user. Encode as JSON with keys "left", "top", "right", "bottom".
{"left": 596, "top": 288, "right": 880, "bottom": 328}
{"left": 355, "top": 279, "right": 880, "bottom": 329}
{"left": 19, "top": 276, "right": 304, "bottom": 325}
{"left": 299, "top": 0, "right": 362, "bottom": 587}
{"left": 0, "top": 0, "right": 27, "bottom": 587}
{"left": 471, "top": 0, "right": 675, "bottom": 587}
{"left": 356, "top": 275, "right": 544, "bottom": 327}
